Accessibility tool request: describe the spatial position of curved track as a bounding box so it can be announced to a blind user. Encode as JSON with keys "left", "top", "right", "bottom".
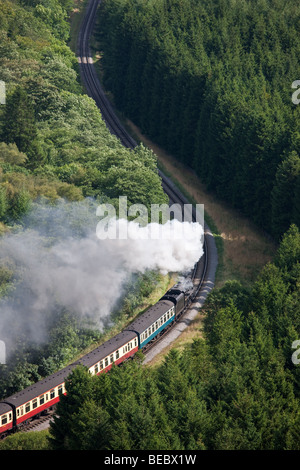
{"left": 77, "top": 0, "right": 218, "bottom": 358}
{"left": 0, "top": 0, "right": 218, "bottom": 441}
{"left": 0, "top": 0, "right": 218, "bottom": 438}
{"left": 77, "top": 0, "right": 136, "bottom": 148}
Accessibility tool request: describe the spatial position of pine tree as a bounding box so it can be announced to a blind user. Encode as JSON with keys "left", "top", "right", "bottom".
{"left": 2, "top": 86, "right": 37, "bottom": 153}
{"left": 0, "top": 186, "right": 7, "bottom": 220}
{"left": 48, "top": 366, "right": 94, "bottom": 450}
{"left": 292, "top": 173, "right": 300, "bottom": 229}
{"left": 271, "top": 152, "right": 300, "bottom": 239}
{"left": 1, "top": 86, "right": 44, "bottom": 169}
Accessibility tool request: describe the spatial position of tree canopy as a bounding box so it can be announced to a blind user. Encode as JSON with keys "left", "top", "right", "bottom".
{"left": 48, "top": 226, "right": 300, "bottom": 450}
{"left": 0, "top": 0, "right": 167, "bottom": 398}
{"left": 97, "top": 0, "right": 300, "bottom": 239}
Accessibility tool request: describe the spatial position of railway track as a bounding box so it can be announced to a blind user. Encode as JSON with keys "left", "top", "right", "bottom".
{"left": 2, "top": 0, "right": 217, "bottom": 438}
{"left": 77, "top": 0, "right": 135, "bottom": 149}
{"left": 77, "top": 0, "right": 218, "bottom": 358}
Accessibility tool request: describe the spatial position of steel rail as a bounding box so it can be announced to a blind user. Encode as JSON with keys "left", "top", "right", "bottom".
{"left": 0, "top": 0, "right": 217, "bottom": 440}
{"left": 76, "top": 0, "right": 216, "bottom": 354}
{"left": 77, "top": 0, "right": 209, "bottom": 298}
{"left": 77, "top": 0, "right": 136, "bottom": 148}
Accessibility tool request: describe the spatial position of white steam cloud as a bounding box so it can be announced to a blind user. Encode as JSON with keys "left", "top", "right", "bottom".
{"left": 0, "top": 200, "right": 203, "bottom": 354}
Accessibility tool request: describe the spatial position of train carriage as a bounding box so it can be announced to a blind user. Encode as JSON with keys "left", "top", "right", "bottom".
{"left": 0, "top": 363, "right": 75, "bottom": 435}
{"left": 80, "top": 329, "right": 139, "bottom": 374}
{"left": 0, "top": 291, "right": 189, "bottom": 437}
{"left": 0, "top": 329, "right": 139, "bottom": 437}
{"left": 125, "top": 300, "right": 175, "bottom": 350}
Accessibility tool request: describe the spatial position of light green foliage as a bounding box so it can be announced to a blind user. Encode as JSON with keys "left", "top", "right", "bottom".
{"left": 0, "top": 0, "right": 167, "bottom": 402}
{"left": 0, "top": 429, "right": 50, "bottom": 450}
{"left": 0, "top": 142, "right": 27, "bottom": 165}
{"left": 0, "top": 0, "right": 166, "bottom": 216}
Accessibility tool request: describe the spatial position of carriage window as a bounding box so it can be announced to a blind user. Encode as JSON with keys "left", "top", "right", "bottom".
{"left": 100, "top": 361, "right": 104, "bottom": 370}
{"left": 50, "top": 389, "right": 55, "bottom": 400}
{"left": 32, "top": 399, "right": 38, "bottom": 409}
{"left": 39, "top": 395, "right": 45, "bottom": 405}
{"left": 155, "top": 321, "right": 158, "bottom": 330}
{"left": 94, "top": 363, "right": 99, "bottom": 374}
{"left": 134, "top": 338, "right": 137, "bottom": 347}
{"left": 105, "top": 357, "right": 109, "bottom": 367}
{"left": 1, "top": 415, "right": 7, "bottom": 425}
{"left": 152, "top": 325, "right": 155, "bottom": 333}
{"left": 110, "top": 354, "right": 114, "bottom": 363}
{"left": 58, "top": 385, "right": 63, "bottom": 395}
{"left": 116, "top": 349, "right": 119, "bottom": 359}
{"left": 25, "top": 402, "right": 30, "bottom": 413}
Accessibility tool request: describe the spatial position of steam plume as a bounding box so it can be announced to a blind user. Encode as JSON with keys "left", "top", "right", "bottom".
{"left": 0, "top": 199, "right": 203, "bottom": 354}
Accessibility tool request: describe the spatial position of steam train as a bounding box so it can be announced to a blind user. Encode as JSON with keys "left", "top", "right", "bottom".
{"left": 0, "top": 283, "right": 193, "bottom": 438}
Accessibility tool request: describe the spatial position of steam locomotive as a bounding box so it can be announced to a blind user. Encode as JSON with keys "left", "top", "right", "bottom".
{"left": 0, "top": 283, "right": 193, "bottom": 438}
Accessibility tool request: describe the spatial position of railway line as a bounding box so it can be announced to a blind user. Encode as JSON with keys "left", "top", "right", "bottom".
{"left": 77, "top": 0, "right": 136, "bottom": 149}
{"left": 0, "top": 0, "right": 218, "bottom": 438}
{"left": 77, "top": 0, "right": 218, "bottom": 359}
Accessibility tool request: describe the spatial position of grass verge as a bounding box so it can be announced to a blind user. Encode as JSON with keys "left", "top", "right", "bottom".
{"left": 68, "top": 0, "right": 89, "bottom": 53}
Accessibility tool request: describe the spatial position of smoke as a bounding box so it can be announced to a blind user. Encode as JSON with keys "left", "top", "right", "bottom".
{"left": 98, "top": 217, "right": 203, "bottom": 274}
{"left": 175, "top": 276, "right": 194, "bottom": 292}
{"left": 0, "top": 199, "right": 203, "bottom": 354}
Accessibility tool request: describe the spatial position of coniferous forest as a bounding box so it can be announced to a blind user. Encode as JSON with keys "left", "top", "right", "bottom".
{"left": 0, "top": 0, "right": 300, "bottom": 452}
{"left": 46, "top": 225, "right": 300, "bottom": 450}
{"left": 97, "top": 0, "right": 300, "bottom": 239}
